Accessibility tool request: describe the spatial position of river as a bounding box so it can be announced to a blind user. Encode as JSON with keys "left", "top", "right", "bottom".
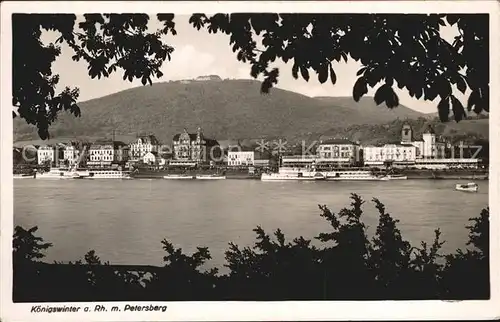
{"left": 14, "top": 179, "right": 489, "bottom": 270}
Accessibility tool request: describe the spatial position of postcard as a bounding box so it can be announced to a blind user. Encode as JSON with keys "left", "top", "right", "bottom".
{"left": 1, "top": 1, "right": 499, "bottom": 321}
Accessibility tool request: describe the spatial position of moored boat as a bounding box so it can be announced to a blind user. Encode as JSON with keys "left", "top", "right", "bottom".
{"left": 85, "top": 170, "right": 132, "bottom": 179}
{"left": 34, "top": 168, "right": 89, "bottom": 180}
{"left": 325, "top": 170, "right": 384, "bottom": 181}
{"left": 13, "top": 173, "right": 35, "bottom": 179}
{"left": 380, "top": 174, "right": 408, "bottom": 181}
{"left": 163, "top": 174, "right": 195, "bottom": 180}
{"left": 455, "top": 182, "right": 478, "bottom": 192}
{"left": 261, "top": 172, "right": 325, "bottom": 182}
{"left": 195, "top": 174, "right": 226, "bottom": 180}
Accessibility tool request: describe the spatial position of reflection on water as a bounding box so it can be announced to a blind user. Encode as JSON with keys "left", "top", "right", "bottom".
{"left": 14, "top": 179, "right": 488, "bottom": 268}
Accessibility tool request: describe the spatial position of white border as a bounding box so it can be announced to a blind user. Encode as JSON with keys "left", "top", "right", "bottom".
{"left": 1, "top": 1, "right": 499, "bottom": 321}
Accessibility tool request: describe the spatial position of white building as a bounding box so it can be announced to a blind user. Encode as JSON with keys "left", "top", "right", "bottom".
{"left": 129, "top": 135, "right": 160, "bottom": 160}
{"left": 196, "top": 75, "right": 222, "bottom": 81}
{"left": 88, "top": 141, "right": 129, "bottom": 166}
{"left": 63, "top": 145, "right": 80, "bottom": 165}
{"left": 401, "top": 123, "right": 445, "bottom": 159}
{"left": 143, "top": 152, "right": 159, "bottom": 165}
{"left": 317, "top": 139, "right": 360, "bottom": 161}
{"left": 363, "top": 144, "right": 417, "bottom": 166}
{"left": 227, "top": 150, "right": 255, "bottom": 166}
{"left": 37, "top": 146, "right": 55, "bottom": 165}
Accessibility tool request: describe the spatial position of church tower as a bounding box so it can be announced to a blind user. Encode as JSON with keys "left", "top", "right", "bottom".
{"left": 401, "top": 123, "right": 413, "bottom": 143}
{"left": 422, "top": 124, "right": 436, "bottom": 158}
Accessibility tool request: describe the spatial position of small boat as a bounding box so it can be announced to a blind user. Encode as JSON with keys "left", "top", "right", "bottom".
{"left": 455, "top": 182, "right": 479, "bottom": 192}
{"left": 195, "top": 174, "right": 226, "bottom": 180}
{"left": 163, "top": 174, "right": 195, "bottom": 180}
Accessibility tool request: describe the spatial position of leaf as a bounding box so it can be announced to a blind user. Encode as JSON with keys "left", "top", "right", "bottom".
{"left": 329, "top": 64, "right": 337, "bottom": 85}
{"left": 451, "top": 95, "right": 466, "bottom": 122}
{"left": 437, "top": 78, "right": 452, "bottom": 99}
{"left": 456, "top": 76, "right": 467, "bottom": 94}
{"left": 352, "top": 77, "right": 368, "bottom": 102}
{"left": 437, "top": 96, "right": 450, "bottom": 122}
{"left": 356, "top": 67, "right": 366, "bottom": 77}
{"left": 385, "top": 86, "right": 399, "bottom": 109}
{"left": 300, "top": 65, "right": 310, "bottom": 82}
{"left": 341, "top": 52, "right": 348, "bottom": 63}
{"left": 466, "top": 90, "right": 479, "bottom": 111}
{"left": 374, "top": 84, "right": 387, "bottom": 105}
{"left": 415, "top": 86, "right": 423, "bottom": 100}
{"left": 481, "top": 87, "right": 489, "bottom": 112}
{"left": 317, "top": 64, "right": 328, "bottom": 84}
{"left": 292, "top": 62, "right": 299, "bottom": 79}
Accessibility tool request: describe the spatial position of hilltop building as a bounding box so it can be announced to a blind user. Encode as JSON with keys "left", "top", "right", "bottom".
{"left": 196, "top": 75, "right": 222, "bottom": 81}
{"left": 171, "top": 127, "right": 221, "bottom": 165}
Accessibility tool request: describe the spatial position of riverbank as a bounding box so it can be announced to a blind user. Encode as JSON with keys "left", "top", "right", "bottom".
{"left": 131, "top": 168, "right": 488, "bottom": 180}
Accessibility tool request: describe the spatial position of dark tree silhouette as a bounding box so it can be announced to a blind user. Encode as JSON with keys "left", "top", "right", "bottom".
{"left": 12, "top": 13, "right": 176, "bottom": 139}
{"left": 190, "top": 13, "right": 489, "bottom": 121}
{"left": 13, "top": 14, "right": 488, "bottom": 139}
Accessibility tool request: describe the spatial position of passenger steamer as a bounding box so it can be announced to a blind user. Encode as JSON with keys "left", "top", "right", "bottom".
{"left": 34, "top": 168, "right": 90, "bottom": 180}
{"left": 261, "top": 167, "right": 407, "bottom": 182}
{"left": 163, "top": 174, "right": 195, "bottom": 180}
{"left": 195, "top": 174, "right": 226, "bottom": 180}
{"left": 86, "top": 169, "right": 132, "bottom": 179}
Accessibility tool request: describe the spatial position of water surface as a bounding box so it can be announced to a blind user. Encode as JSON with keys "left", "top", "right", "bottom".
{"left": 14, "top": 179, "right": 489, "bottom": 269}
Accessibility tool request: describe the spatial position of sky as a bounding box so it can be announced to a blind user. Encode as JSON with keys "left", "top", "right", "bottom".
{"left": 44, "top": 14, "right": 467, "bottom": 114}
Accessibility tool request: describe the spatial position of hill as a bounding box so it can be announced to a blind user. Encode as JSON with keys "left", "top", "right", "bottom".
{"left": 313, "top": 96, "right": 428, "bottom": 119}
{"left": 14, "top": 79, "right": 428, "bottom": 144}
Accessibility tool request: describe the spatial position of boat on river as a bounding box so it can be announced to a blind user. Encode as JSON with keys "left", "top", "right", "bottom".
{"left": 34, "top": 168, "right": 89, "bottom": 180}
{"left": 86, "top": 170, "right": 132, "bottom": 179}
{"left": 325, "top": 170, "right": 384, "bottom": 181}
{"left": 381, "top": 174, "right": 408, "bottom": 181}
{"left": 261, "top": 172, "right": 325, "bottom": 182}
{"left": 163, "top": 174, "right": 195, "bottom": 180}
{"left": 13, "top": 173, "right": 35, "bottom": 179}
{"left": 455, "top": 182, "right": 478, "bottom": 192}
{"left": 195, "top": 174, "right": 226, "bottom": 180}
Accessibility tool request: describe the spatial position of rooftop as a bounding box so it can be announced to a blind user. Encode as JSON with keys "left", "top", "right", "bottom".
{"left": 320, "top": 138, "right": 359, "bottom": 145}
{"left": 136, "top": 135, "right": 160, "bottom": 145}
